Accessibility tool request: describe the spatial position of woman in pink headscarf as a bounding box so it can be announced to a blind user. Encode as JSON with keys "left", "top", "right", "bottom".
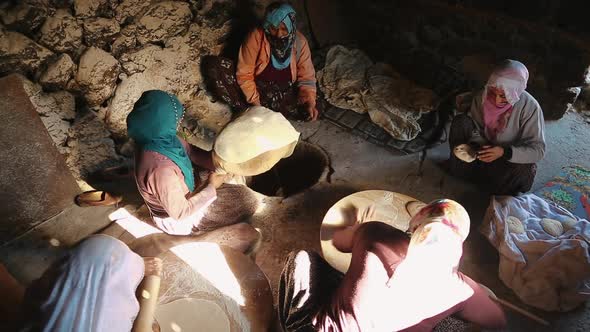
{"left": 448, "top": 59, "right": 546, "bottom": 195}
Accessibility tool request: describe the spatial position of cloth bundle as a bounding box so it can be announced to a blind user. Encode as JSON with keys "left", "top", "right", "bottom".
{"left": 213, "top": 106, "right": 300, "bottom": 176}
{"left": 318, "top": 45, "right": 439, "bottom": 141}
{"left": 481, "top": 193, "right": 590, "bottom": 311}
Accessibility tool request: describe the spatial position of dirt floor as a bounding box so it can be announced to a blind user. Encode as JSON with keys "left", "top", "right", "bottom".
{"left": 2, "top": 111, "right": 590, "bottom": 331}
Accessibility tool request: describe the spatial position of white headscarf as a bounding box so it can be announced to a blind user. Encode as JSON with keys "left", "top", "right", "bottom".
{"left": 26, "top": 235, "right": 144, "bottom": 332}
{"left": 379, "top": 199, "right": 474, "bottom": 329}
{"left": 483, "top": 59, "right": 529, "bottom": 106}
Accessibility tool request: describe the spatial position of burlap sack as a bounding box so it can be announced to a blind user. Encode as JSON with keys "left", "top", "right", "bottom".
{"left": 213, "top": 106, "right": 300, "bottom": 176}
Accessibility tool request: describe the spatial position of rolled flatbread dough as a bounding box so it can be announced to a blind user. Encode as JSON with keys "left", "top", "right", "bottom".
{"left": 453, "top": 144, "right": 477, "bottom": 163}
{"left": 506, "top": 216, "right": 525, "bottom": 234}
{"left": 541, "top": 218, "right": 564, "bottom": 237}
{"left": 214, "top": 106, "right": 300, "bottom": 163}
{"left": 562, "top": 217, "right": 578, "bottom": 232}
{"left": 155, "top": 298, "right": 230, "bottom": 332}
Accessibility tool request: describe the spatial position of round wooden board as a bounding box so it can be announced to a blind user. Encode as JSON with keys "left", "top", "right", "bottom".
{"left": 320, "top": 190, "right": 424, "bottom": 273}
{"left": 156, "top": 243, "right": 273, "bottom": 332}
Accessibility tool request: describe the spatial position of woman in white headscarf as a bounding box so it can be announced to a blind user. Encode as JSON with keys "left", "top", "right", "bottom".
{"left": 1, "top": 235, "right": 150, "bottom": 331}
{"left": 448, "top": 59, "right": 546, "bottom": 195}
{"left": 278, "top": 199, "right": 506, "bottom": 332}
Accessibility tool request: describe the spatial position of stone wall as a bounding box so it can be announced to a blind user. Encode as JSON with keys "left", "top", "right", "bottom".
{"left": 341, "top": 0, "right": 590, "bottom": 120}
{"left": 436, "top": 0, "right": 590, "bottom": 41}
{"left": 0, "top": 0, "right": 312, "bottom": 182}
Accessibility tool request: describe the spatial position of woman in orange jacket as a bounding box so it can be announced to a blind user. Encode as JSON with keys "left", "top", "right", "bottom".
{"left": 206, "top": 2, "right": 319, "bottom": 121}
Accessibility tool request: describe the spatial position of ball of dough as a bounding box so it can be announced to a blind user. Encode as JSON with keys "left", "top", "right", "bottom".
{"left": 562, "top": 217, "right": 578, "bottom": 232}
{"left": 506, "top": 216, "right": 525, "bottom": 234}
{"left": 540, "top": 218, "right": 564, "bottom": 237}
{"left": 453, "top": 144, "right": 477, "bottom": 163}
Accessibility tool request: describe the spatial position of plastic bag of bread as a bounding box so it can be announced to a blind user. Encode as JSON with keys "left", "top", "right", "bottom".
{"left": 212, "top": 106, "right": 300, "bottom": 176}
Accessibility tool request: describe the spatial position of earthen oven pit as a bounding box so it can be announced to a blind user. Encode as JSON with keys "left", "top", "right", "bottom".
{"left": 247, "top": 141, "right": 330, "bottom": 198}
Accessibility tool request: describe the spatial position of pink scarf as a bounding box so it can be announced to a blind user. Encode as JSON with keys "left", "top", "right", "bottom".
{"left": 482, "top": 60, "right": 529, "bottom": 140}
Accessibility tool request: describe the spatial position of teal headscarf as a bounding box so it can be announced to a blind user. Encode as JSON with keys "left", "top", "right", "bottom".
{"left": 263, "top": 3, "right": 296, "bottom": 70}
{"left": 127, "top": 90, "right": 195, "bottom": 191}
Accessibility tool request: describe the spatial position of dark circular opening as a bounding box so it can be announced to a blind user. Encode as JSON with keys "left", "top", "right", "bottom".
{"left": 248, "top": 142, "right": 328, "bottom": 197}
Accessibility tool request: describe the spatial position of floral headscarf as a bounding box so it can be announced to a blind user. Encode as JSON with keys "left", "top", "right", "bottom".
{"left": 408, "top": 198, "right": 471, "bottom": 242}
{"left": 263, "top": 3, "right": 297, "bottom": 70}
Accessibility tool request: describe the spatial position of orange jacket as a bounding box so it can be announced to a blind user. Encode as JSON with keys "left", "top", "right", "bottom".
{"left": 237, "top": 28, "right": 317, "bottom": 108}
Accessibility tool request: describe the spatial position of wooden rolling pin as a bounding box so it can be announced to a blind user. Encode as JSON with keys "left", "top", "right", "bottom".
{"left": 132, "top": 257, "right": 163, "bottom": 332}
{"left": 478, "top": 283, "right": 550, "bottom": 326}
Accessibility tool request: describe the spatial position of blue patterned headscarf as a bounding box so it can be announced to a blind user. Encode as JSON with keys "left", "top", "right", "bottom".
{"left": 263, "top": 3, "right": 296, "bottom": 70}
{"left": 127, "top": 90, "right": 195, "bottom": 191}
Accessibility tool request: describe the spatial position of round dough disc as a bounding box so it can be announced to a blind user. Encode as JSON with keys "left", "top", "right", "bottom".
{"left": 540, "top": 218, "right": 564, "bottom": 237}
{"left": 506, "top": 216, "right": 525, "bottom": 234}
{"left": 562, "top": 217, "right": 578, "bottom": 231}
{"left": 155, "top": 298, "right": 230, "bottom": 332}
{"left": 453, "top": 144, "right": 477, "bottom": 163}
{"left": 320, "top": 190, "right": 421, "bottom": 273}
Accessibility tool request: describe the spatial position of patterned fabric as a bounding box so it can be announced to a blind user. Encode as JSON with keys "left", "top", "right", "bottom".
{"left": 204, "top": 56, "right": 302, "bottom": 118}
{"left": 408, "top": 199, "right": 470, "bottom": 242}
{"left": 534, "top": 165, "right": 590, "bottom": 220}
{"left": 263, "top": 3, "right": 297, "bottom": 70}
{"left": 204, "top": 57, "right": 249, "bottom": 111}
{"left": 449, "top": 114, "right": 537, "bottom": 195}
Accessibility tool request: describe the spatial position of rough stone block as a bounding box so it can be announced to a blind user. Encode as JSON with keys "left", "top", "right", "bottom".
{"left": 0, "top": 74, "right": 80, "bottom": 245}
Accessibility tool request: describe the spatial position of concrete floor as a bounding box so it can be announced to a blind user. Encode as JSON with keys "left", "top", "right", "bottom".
{"left": 1, "top": 110, "right": 589, "bottom": 331}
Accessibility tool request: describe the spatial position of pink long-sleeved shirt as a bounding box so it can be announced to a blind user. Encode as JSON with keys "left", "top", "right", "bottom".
{"left": 134, "top": 139, "right": 216, "bottom": 235}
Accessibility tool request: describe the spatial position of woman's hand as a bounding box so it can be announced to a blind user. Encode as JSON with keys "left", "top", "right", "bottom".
{"left": 208, "top": 172, "right": 228, "bottom": 189}
{"left": 477, "top": 145, "right": 504, "bottom": 163}
{"left": 304, "top": 103, "right": 319, "bottom": 121}
{"left": 333, "top": 204, "right": 376, "bottom": 252}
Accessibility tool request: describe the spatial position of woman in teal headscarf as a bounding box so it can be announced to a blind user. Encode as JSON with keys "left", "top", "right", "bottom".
{"left": 204, "top": 2, "right": 319, "bottom": 120}
{"left": 127, "top": 90, "right": 259, "bottom": 237}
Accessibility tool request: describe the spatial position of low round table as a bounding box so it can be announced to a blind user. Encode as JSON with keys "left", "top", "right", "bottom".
{"left": 155, "top": 243, "right": 273, "bottom": 332}
{"left": 320, "top": 190, "right": 425, "bottom": 273}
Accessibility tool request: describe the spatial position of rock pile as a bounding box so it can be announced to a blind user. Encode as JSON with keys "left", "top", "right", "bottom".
{"left": 0, "top": 0, "right": 250, "bottom": 183}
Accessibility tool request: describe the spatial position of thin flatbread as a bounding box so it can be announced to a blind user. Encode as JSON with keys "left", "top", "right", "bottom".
{"left": 155, "top": 298, "right": 230, "bottom": 332}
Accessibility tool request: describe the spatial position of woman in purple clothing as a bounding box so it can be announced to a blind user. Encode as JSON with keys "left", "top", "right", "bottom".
{"left": 279, "top": 199, "right": 507, "bottom": 331}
